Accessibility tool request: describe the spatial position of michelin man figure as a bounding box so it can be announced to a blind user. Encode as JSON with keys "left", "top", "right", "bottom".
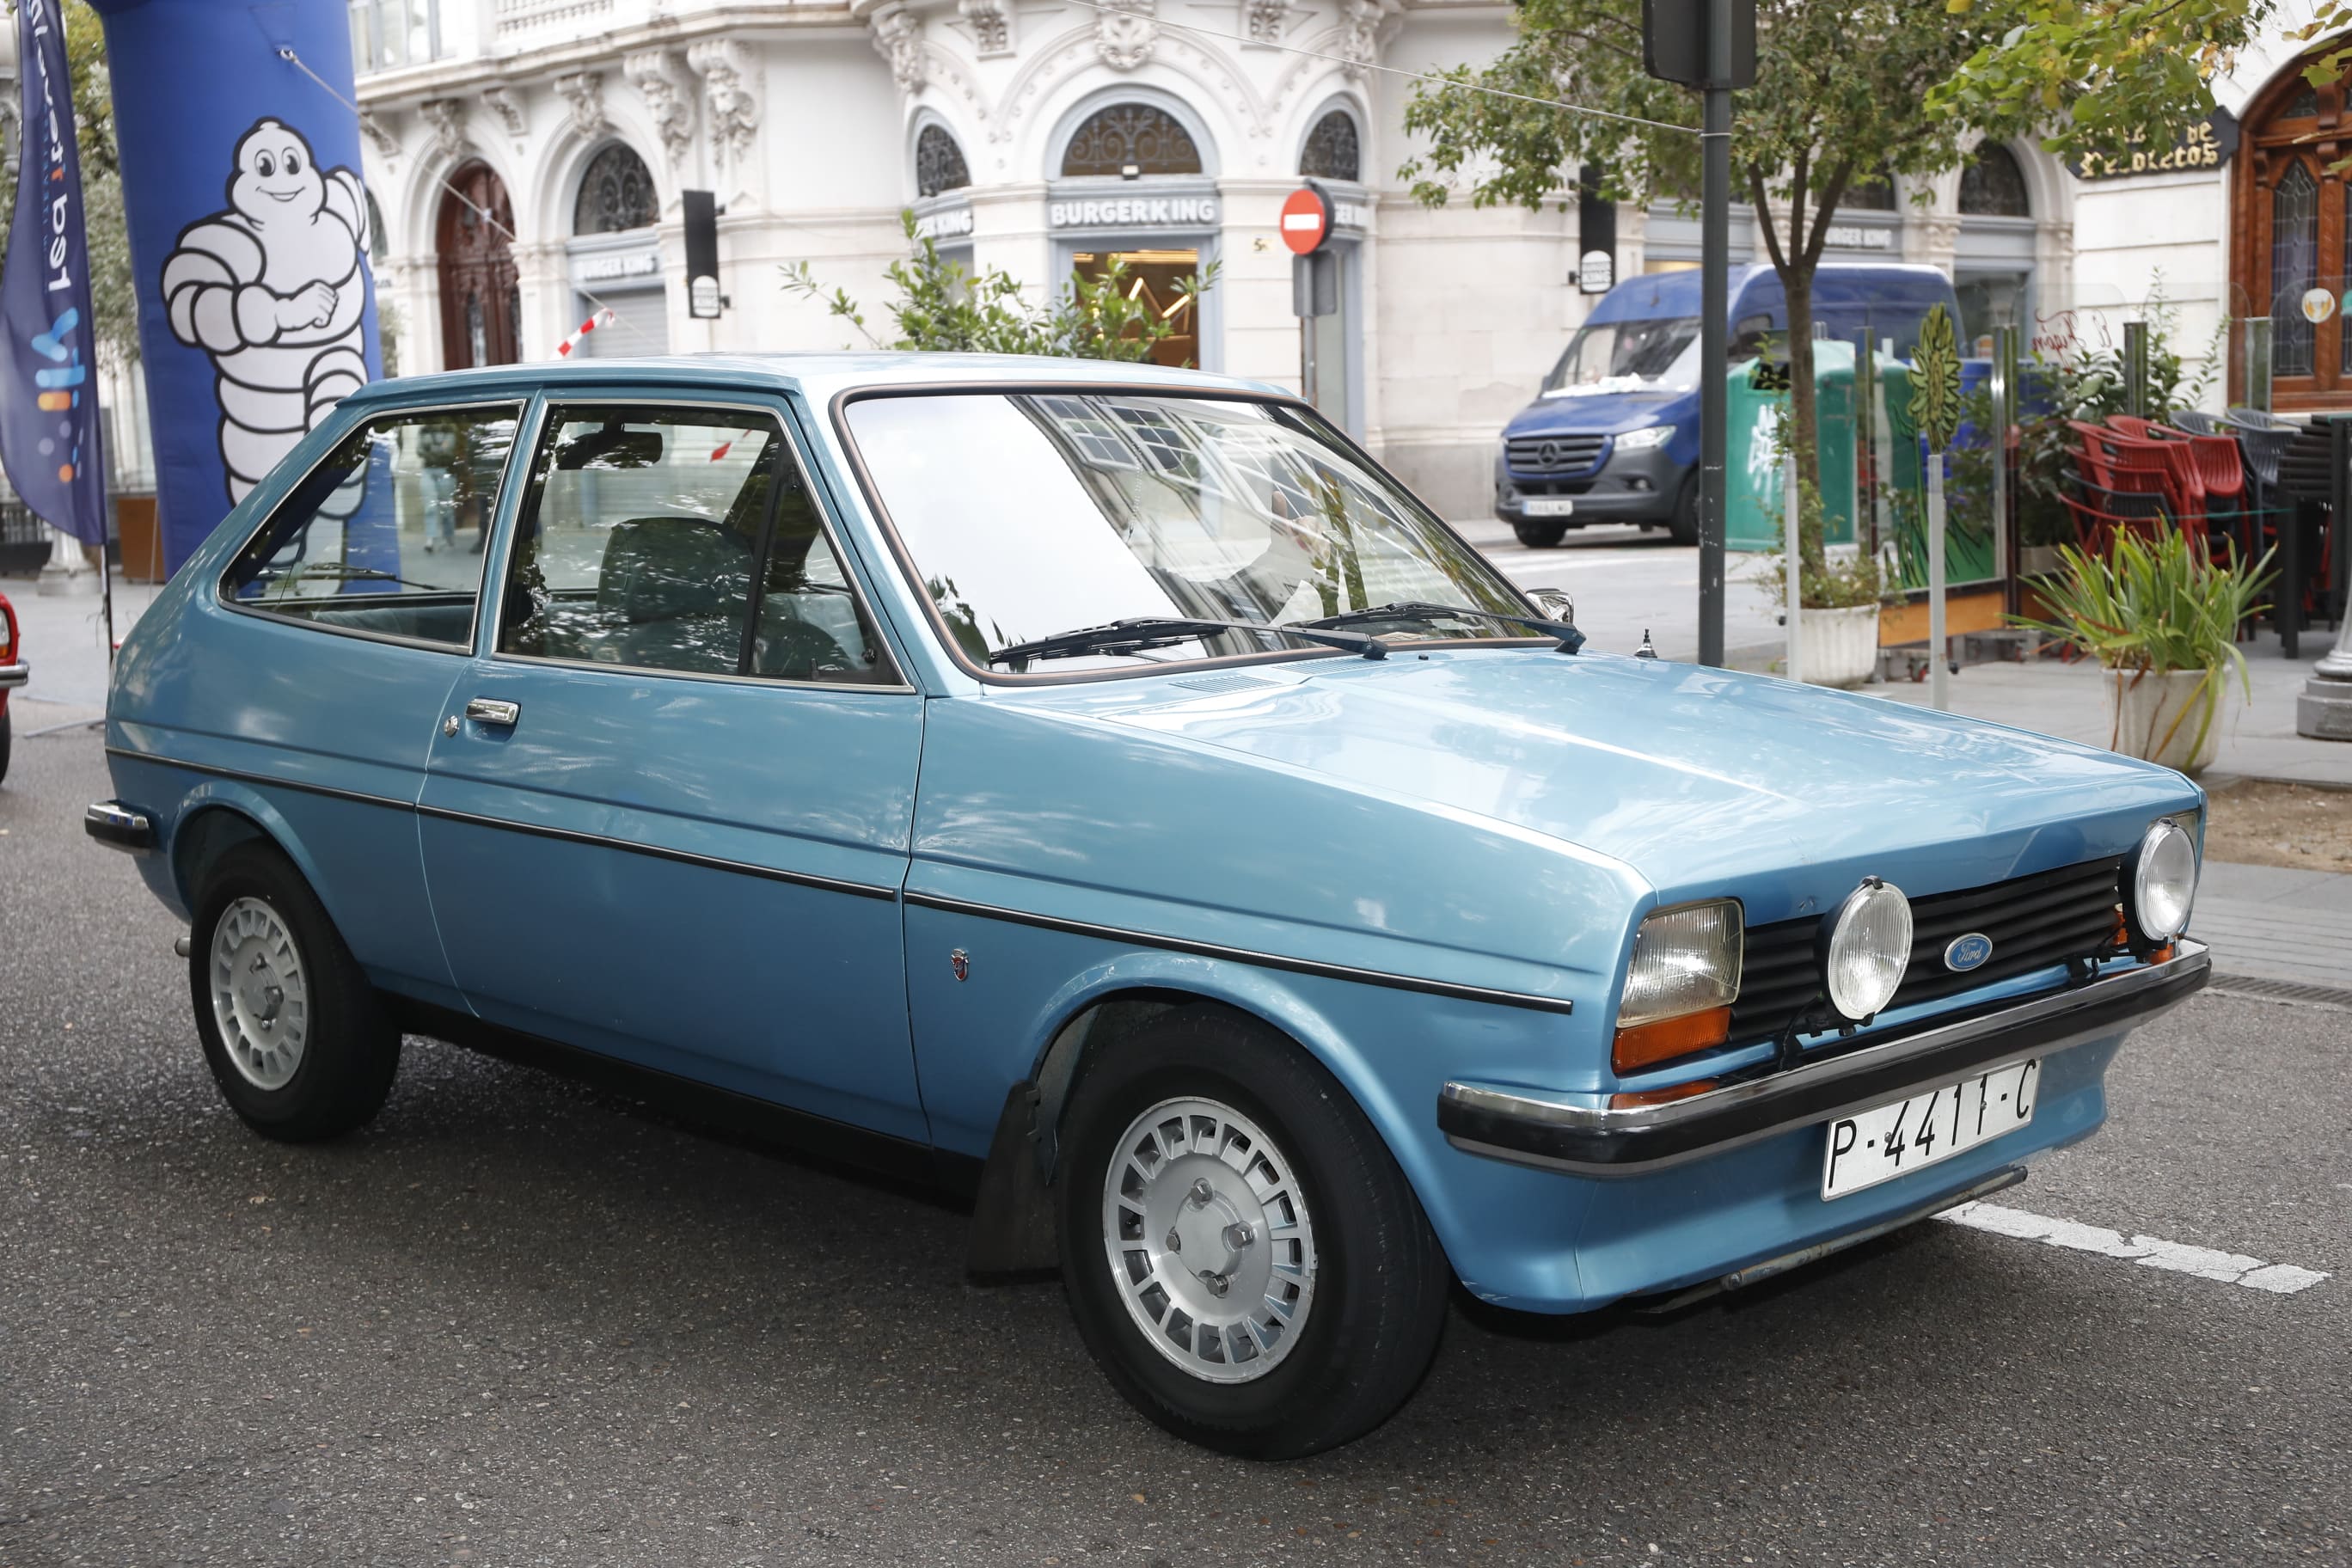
{"left": 162, "top": 119, "right": 371, "bottom": 505}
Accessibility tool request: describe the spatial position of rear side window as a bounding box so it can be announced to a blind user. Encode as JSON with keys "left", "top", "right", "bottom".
{"left": 221, "top": 404, "right": 521, "bottom": 650}
{"left": 496, "top": 403, "right": 896, "bottom": 684}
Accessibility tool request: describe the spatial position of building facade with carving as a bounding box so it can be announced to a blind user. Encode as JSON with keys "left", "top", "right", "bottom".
{"left": 347, "top": 0, "right": 2092, "bottom": 520}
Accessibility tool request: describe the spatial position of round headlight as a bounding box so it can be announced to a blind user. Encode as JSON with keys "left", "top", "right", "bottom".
{"left": 2126, "top": 818, "right": 2198, "bottom": 945}
{"left": 1822, "top": 878, "right": 1914, "bottom": 1021}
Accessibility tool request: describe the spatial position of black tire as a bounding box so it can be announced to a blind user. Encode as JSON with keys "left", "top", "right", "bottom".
{"left": 187, "top": 841, "right": 400, "bottom": 1142}
{"left": 0, "top": 703, "right": 11, "bottom": 786}
{"left": 1511, "top": 520, "right": 1568, "bottom": 548}
{"left": 1667, "top": 475, "right": 1700, "bottom": 546}
{"left": 1056, "top": 1006, "right": 1449, "bottom": 1459}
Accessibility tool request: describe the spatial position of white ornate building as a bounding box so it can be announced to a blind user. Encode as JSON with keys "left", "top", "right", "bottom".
{"left": 346, "top": 0, "right": 2082, "bottom": 518}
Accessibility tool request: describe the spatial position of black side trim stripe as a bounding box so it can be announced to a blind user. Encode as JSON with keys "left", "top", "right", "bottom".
{"left": 107, "top": 745, "right": 411, "bottom": 812}
{"left": 106, "top": 746, "right": 900, "bottom": 903}
{"left": 904, "top": 889, "right": 1575, "bottom": 1015}
{"left": 413, "top": 802, "right": 899, "bottom": 902}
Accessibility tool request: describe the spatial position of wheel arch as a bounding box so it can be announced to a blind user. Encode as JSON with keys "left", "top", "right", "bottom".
{"left": 169, "top": 788, "right": 322, "bottom": 913}
{"left": 963, "top": 962, "right": 1467, "bottom": 1283}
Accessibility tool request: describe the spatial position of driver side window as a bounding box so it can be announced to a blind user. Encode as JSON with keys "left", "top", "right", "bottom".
{"left": 498, "top": 403, "right": 894, "bottom": 683}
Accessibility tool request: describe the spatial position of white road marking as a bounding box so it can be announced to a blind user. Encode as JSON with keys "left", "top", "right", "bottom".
{"left": 1937, "top": 1201, "right": 2331, "bottom": 1295}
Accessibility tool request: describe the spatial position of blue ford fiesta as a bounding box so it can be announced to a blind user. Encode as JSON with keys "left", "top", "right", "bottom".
{"left": 92, "top": 354, "right": 2210, "bottom": 1457}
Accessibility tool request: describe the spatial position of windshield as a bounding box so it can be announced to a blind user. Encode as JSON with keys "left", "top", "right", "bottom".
{"left": 844, "top": 391, "right": 1531, "bottom": 675}
{"left": 1541, "top": 315, "right": 1701, "bottom": 394}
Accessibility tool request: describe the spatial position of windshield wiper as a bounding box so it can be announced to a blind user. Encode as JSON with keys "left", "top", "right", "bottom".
{"left": 986, "top": 616, "right": 1387, "bottom": 670}
{"left": 1297, "top": 600, "right": 1586, "bottom": 653}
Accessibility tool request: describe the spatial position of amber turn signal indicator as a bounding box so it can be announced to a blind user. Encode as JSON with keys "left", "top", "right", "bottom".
{"left": 1611, "top": 1004, "right": 1732, "bottom": 1075}
{"left": 1609, "top": 1078, "right": 1723, "bottom": 1110}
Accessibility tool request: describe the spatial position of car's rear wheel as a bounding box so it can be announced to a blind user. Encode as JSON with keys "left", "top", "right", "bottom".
{"left": 1511, "top": 520, "right": 1568, "bottom": 548}
{"left": 188, "top": 841, "right": 400, "bottom": 1142}
{"left": 1057, "top": 1006, "right": 1449, "bottom": 1459}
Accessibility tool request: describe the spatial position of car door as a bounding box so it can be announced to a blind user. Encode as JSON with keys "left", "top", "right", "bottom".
{"left": 188, "top": 399, "right": 525, "bottom": 1008}
{"left": 414, "top": 394, "right": 928, "bottom": 1138}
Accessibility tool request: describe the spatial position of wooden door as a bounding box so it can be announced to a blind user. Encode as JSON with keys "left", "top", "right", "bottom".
{"left": 437, "top": 162, "right": 521, "bottom": 371}
{"left": 2235, "top": 67, "right": 2352, "bottom": 410}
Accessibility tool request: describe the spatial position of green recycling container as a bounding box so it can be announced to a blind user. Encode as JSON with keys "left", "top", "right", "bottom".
{"left": 1725, "top": 342, "right": 1914, "bottom": 552}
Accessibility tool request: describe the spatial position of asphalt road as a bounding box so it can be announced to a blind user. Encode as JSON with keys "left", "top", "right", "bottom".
{"left": 4, "top": 721, "right": 2349, "bottom": 1567}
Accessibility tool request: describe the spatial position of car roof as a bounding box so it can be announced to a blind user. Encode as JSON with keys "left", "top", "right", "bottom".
{"left": 345, "top": 352, "right": 1285, "bottom": 410}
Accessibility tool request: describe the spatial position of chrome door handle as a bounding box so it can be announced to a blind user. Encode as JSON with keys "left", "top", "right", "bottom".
{"left": 463, "top": 697, "right": 521, "bottom": 728}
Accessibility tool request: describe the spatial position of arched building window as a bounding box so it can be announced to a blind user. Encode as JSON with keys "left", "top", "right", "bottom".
{"left": 1061, "top": 103, "right": 1201, "bottom": 178}
{"left": 1959, "top": 144, "right": 2031, "bottom": 218}
{"left": 573, "top": 144, "right": 658, "bottom": 235}
{"left": 916, "top": 125, "right": 971, "bottom": 198}
{"left": 1845, "top": 165, "right": 1898, "bottom": 211}
{"left": 1300, "top": 111, "right": 1360, "bottom": 181}
{"left": 2233, "top": 52, "right": 2352, "bottom": 407}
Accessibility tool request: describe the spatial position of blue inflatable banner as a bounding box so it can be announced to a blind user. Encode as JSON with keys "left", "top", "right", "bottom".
{"left": 0, "top": 0, "right": 107, "bottom": 546}
{"left": 91, "top": 0, "right": 380, "bottom": 572}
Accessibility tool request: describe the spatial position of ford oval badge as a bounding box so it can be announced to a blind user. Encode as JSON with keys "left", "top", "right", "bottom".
{"left": 1944, "top": 933, "right": 1994, "bottom": 972}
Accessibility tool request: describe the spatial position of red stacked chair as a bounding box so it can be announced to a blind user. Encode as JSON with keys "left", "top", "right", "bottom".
{"left": 2061, "top": 421, "right": 2171, "bottom": 554}
{"left": 2099, "top": 415, "right": 2207, "bottom": 526}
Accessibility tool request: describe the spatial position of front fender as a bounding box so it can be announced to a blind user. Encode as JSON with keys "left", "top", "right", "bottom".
{"left": 906, "top": 903, "right": 1598, "bottom": 1305}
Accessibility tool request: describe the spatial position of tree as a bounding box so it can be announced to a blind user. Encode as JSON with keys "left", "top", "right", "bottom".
{"left": 781, "top": 211, "right": 1217, "bottom": 363}
{"left": 1401, "top": 0, "right": 2276, "bottom": 496}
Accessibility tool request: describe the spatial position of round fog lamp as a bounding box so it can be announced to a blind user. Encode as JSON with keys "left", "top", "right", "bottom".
{"left": 2127, "top": 818, "right": 2198, "bottom": 945}
{"left": 1822, "top": 878, "right": 1913, "bottom": 1021}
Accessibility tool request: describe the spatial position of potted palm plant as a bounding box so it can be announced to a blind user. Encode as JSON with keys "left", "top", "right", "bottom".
{"left": 2018, "top": 530, "right": 2273, "bottom": 775}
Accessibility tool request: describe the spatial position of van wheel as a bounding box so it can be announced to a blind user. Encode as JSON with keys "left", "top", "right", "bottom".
{"left": 1511, "top": 521, "right": 1568, "bottom": 548}
{"left": 1665, "top": 479, "right": 1702, "bottom": 545}
{"left": 189, "top": 842, "right": 400, "bottom": 1142}
{"left": 1668, "top": 476, "right": 1700, "bottom": 546}
{"left": 1057, "top": 1007, "right": 1449, "bottom": 1459}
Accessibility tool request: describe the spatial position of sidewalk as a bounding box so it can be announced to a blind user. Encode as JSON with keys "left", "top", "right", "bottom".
{"left": 2191, "top": 861, "right": 2352, "bottom": 991}
{"left": 2, "top": 573, "right": 164, "bottom": 713}
{"left": 1853, "top": 628, "right": 2352, "bottom": 789}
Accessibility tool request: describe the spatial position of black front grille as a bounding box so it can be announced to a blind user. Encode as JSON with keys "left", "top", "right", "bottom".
{"left": 1505, "top": 433, "right": 1608, "bottom": 475}
{"left": 1728, "top": 856, "right": 2125, "bottom": 1044}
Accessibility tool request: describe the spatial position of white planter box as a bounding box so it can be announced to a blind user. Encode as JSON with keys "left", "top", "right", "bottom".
{"left": 2104, "top": 667, "right": 2224, "bottom": 775}
{"left": 1802, "top": 604, "right": 1881, "bottom": 689}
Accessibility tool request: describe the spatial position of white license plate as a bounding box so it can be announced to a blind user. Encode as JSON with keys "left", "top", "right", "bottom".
{"left": 1523, "top": 497, "right": 1577, "bottom": 518}
{"left": 1821, "top": 1060, "right": 2039, "bottom": 1200}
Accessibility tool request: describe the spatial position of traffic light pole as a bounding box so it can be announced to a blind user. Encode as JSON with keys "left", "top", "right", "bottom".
{"left": 1696, "top": 0, "right": 1732, "bottom": 668}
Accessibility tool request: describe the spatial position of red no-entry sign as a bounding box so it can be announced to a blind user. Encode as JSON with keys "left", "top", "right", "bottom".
{"left": 1280, "top": 187, "right": 1329, "bottom": 255}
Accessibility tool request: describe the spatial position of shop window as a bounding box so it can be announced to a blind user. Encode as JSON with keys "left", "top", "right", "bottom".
{"left": 573, "top": 144, "right": 658, "bottom": 236}
{"left": 1061, "top": 104, "right": 1202, "bottom": 178}
{"left": 916, "top": 126, "right": 971, "bottom": 198}
{"left": 1300, "top": 112, "right": 1360, "bottom": 182}
{"left": 1959, "top": 145, "right": 2030, "bottom": 218}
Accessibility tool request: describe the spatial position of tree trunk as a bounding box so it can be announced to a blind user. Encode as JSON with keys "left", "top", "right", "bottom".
{"left": 1781, "top": 259, "right": 1824, "bottom": 572}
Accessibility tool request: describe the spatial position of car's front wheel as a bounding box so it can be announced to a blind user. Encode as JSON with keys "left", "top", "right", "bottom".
{"left": 1057, "top": 1006, "right": 1449, "bottom": 1459}
{"left": 1511, "top": 519, "right": 1568, "bottom": 548}
{"left": 188, "top": 841, "right": 401, "bottom": 1142}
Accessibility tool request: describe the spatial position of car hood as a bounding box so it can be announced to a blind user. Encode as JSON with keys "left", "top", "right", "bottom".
{"left": 1092, "top": 650, "right": 2197, "bottom": 914}
{"left": 1504, "top": 389, "right": 1690, "bottom": 439}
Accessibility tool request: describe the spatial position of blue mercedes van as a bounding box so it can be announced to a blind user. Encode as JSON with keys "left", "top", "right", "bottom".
{"left": 1496, "top": 264, "right": 1963, "bottom": 546}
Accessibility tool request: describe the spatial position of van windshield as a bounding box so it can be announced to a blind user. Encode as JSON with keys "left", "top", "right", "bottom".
{"left": 1541, "top": 315, "right": 1701, "bottom": 395}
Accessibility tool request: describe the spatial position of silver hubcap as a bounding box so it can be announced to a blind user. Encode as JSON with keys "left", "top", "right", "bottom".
{"left": 209, "top": 897, "right": 310, "bottom": 1092}
{"left": 1101, "top": 1097, "right": 1317, "bottom": 1384}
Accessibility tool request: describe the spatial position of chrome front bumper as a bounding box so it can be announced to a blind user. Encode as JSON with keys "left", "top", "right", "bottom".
{"left": 0, "top": 659, "right": 27, "bottom": 689}
{"left": 1439, "top": 940, "right": 2211, "bottom": 1176}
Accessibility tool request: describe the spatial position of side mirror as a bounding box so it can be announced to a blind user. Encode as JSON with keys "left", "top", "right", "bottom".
{"left": 1528, "top": 587, "right": 1577, "bottom": 625}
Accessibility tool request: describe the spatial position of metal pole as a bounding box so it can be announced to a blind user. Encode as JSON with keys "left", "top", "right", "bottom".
{"left": 1991, "top": 324, "right": 2012, "bottom": 616}
{"left": 1854, "top": 328, "right": 1874, "bottom": 559}
{"left": 1783, "top": 448, "right": 1804, "bottom": 683}
{"left": 2245, "top": 317, "right": 2274, "bottom": 414}
{"left": 1927, "top": 450, "right": 1950, "bottom": 711}
{"left": 2123, "top": 319, "right": 2149, "bottom": 419}
{"left": 1696, "top": 0, "right": 1732, "bottom": 669}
